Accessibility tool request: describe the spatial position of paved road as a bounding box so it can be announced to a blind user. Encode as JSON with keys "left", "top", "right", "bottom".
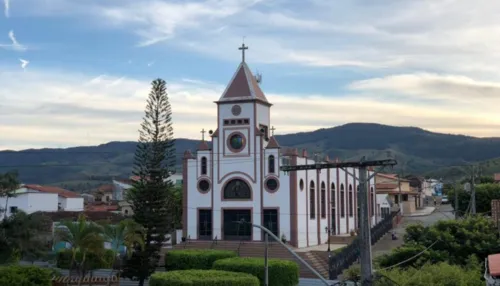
{"left": 372, "top": 204, "right": 453, "bottom": 257}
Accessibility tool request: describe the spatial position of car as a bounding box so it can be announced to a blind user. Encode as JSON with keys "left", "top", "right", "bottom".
{"left": 442, "top": 195, "right": 449, "bottom": 204}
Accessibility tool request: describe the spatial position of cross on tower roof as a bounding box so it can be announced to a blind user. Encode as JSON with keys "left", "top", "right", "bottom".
{"left": 238, "top": 43, "right": 248, "bottom": 63}
{"left": 201, "top": 128, "right": 206, "bottom": 141}
{"left": 270, "top": 126, "right": 276, "bottom": 136}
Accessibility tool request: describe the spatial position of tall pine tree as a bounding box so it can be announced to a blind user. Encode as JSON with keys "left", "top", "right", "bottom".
{"left": 125, "top": 78, "right": 176, "bottom": 285}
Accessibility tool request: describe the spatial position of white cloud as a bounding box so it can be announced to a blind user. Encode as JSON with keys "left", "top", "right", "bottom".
{"left": 0, "top": 30, "right": 27, "bottom": 51}
{"left": 3, "top": 0, "right": 9, "bottom": 18}
{"left": 1, "top": 66, "right": 499, "bottom": 150}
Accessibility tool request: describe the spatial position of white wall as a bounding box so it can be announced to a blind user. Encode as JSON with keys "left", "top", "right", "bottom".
{"left": 64, "top": 197, "right": 84, "bottom": 211}
{"left": 0, "top": 193, "right": 59, "bottom": 219}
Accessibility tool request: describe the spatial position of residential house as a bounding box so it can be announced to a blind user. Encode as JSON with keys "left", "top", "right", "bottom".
{"left": 375, "top": 173, "right": 418, "bottom": 215}
{"left": 494, "top": 173, "right": 500, "bottom": 184}
{"left": 94, "top": 184, "right": 114, "bottom": 202}
{"left": 405, "top": 175, "right": 425, "bottom": 208}
{"left": 0, "top": 184, "right": 84, "bottom": 219}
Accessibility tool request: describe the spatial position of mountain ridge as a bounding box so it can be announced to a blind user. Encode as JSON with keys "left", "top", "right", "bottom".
{"left": 1, "top": 123, "right": 499, "bottom": 191}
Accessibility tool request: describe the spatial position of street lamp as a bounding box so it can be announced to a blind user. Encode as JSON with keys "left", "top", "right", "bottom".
{"left": 325, "top": 226, "right": 331, "bottom": 254}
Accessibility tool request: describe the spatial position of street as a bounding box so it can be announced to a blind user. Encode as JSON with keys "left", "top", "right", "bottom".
{"left": 371, "top": 204, "right": 454, "bottom": 257}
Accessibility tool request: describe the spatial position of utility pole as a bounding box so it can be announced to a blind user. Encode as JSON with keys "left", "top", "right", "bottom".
{"left": 282, "top": 158, "right": 397, "bottom": 285}
{"left": 397, "top": 174, "right": 403, "bottom": 215}
{"left": 264, "top": 233, "right": 269, "bottom": 286}
{"left": 454, "top": 182, "right": 459, "bottom": 220}
{"left": 471, "top": 165, "right": 476, "bottom": 215}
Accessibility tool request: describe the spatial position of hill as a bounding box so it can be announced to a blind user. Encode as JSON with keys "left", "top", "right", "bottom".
{"left": 1, "top": 123, "right": 499, "bottom": 191}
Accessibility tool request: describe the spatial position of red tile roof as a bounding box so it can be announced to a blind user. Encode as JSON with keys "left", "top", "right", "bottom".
{"left": 218, "top": 62, "right": 268, "bottom": 103}
{"left": 489, "top": 254, "right": 500, "bottom": 276}
{"left": 494, "top": 173, "right": 500, "bottom": 182}
{"left": 24, "top": 184, "right": 80, "bottom": 198}
{"left": 97, "top": 184, "right": 114, "bottom": 193}
{"left": 114, "top": 178, "right": 134, "bottom": 185}
{"left": 266, "top": 136, "right": 280, "bottom": 149}
{"left": 198, "top": 140, "right": 210, "bottom": 151}
{"left": 376, "top": 183, "right": 399, "bottom": 190}
{"left": 377, "top": 173, "right": 410, "bottom": 182}
{"left": 85, "top": 202, "right": 119, "bottom": 212}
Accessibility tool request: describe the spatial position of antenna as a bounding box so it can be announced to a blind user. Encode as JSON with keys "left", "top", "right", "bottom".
{"left": 255, "top": 70, "right": 262, "bottom": 84}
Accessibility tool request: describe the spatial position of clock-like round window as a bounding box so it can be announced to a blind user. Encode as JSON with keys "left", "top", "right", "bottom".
{"left": 231, "top": 105, "right": 242, "bottom": 116}
{"left": 227, "top": 132, "right": 246, "bottom": 152}
{"left": 198, "top": 179, "right": 210, "bottom": 193}
{"left": 265, "top": 177, "right": 280, "bottom": 193}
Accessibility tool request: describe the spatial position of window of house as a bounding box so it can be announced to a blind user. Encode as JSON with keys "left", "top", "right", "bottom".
{"left": 321, "top": 182, "right": 326, "bottom": 218}
{"left": 403, "top": 194, "right": 408, "bottom": 201}
{"left": 340, "top": 184, "right": 345, "bottom": 218}
{"left": 243, "top": 119, "right": 249, "bottom": 124}
{"left": 268, "top": 155, "right": 275, "bottom": 173}
{"left": 201, "top": 157, "right": 207, "bottom": 175}
{"left": 394, "top": 195, "right": 399, "bottom": 204}
{"left": 349, "top": 184, "right": 353, "bottom": 217}
{"left": 9, "top": 206, "right": 17, "bottom": 214}
{"left": 310, "top": 181, "right": 316, "bottom": 219}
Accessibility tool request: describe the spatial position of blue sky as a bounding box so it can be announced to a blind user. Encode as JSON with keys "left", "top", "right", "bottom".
{"left": 1, "top": 0, "right": 500, "bottom": 150}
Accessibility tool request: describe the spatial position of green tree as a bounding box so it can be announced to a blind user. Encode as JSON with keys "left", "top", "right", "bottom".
{"left": 449, "top": 183, "right": 500, "bottom": 215}
{"left": 55, "top": 214, "right": 104, "bottom": 280}
{"left": 375, "top": 262, "right": 483, "bottom": 286}
{"left": 0, "top": 171, "right": 20, "bottom": 220}
{"left": 101, "top": 219, "right": 144, "bottom": 286}
{"left": 0, "top": 211, "right": 52, "bottom": 263}
{"left": 377, "top": 216, "right": 500, "bottom": 269}
{"left": 125, "top": 78, "right": 176, "bottom": 286}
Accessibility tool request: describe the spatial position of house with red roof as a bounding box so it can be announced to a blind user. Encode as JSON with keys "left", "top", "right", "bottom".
{"left": 0, "top": 184, "right": 83, "bottom": 219}
{"left": 375, "top": 173, "right": 419, "bottom": 215}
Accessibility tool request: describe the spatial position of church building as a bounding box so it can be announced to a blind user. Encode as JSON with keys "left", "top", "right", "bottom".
{"left": 182, "top": 45, "right": 378, "bottom": 248}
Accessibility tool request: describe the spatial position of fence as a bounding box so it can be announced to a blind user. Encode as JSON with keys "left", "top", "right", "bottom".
{"left": 328, "top": 211, "right": 400, "bottom": 280}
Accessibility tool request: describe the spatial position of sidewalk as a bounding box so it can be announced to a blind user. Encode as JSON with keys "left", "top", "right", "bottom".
{"left": 404, "top": 206, "right": 435, "bottom": 217}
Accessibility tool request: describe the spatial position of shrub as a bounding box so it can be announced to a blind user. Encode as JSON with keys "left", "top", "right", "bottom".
{"left": 56, "top": 249, "right": 115, "bottom": 270}
{"left": 164, "top": 249, "right": 237, "bottom": 271}
{"left": 213, "top": 257, "right": 299, "bottom": 286}
{"left": 150, "top": 270, "right": 259, "bottom": 286}
{"left": 375, "top": 262, "right": 483, "bottom": 286}
{"left": 0, "top": 265, "right": 52, "bottom": 286}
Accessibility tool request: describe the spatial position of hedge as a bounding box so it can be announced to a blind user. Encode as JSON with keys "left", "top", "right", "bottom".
{"left": 150, "top": 270, "right": 259, "bottom": 286}
{"left": 213, "top": 257, "right": 299, "bottom": 286}
{"left": 0, "top": 265, "right": 52, "bottom": 286}
{"left": 164, "top": 249, "right": 237, "bottom": 271}
{"left": 56, "top": 249, "right": 116, "bottom": 270}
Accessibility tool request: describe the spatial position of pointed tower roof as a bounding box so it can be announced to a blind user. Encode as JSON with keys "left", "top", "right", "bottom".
{"left": 216, "top": 44, "right": 270, "bottom": 105}
{"left": 266, "top": 136, "right": 280, "bottom": 149}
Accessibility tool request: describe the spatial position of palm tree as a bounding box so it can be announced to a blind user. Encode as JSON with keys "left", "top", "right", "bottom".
{"left": 101, "top": 219, "right": 145, "bottom": 286}
{"left": 0, "top": 171, "right": 20, "bottom": 220}
{"left": 55, "top": 213, "right": 104, "bottom": 283}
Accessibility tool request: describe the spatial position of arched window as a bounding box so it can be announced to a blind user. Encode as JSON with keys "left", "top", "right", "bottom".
{"left": 268, "top": 155, "right": 275, "bottom": 173}
{"left": 340, "top": 184, "right": 345, "bottom": 218}
{"left": 331, "top": 183, "right": 336, "bottom": 209}
{"left": 309, "top": 181, "right": 316, "bottom": 219}
{"left": 223, "top": 179, "right": 251, "bottom": 199}
{"left": 348, "top": 184, "right": 353, "bottom": 217}
{"left": 201, "top": 157, "right": 207, "bottom": 175}
{"left": 370, "top": 187, "right": 374, "bottom": 217}
{"left": 321, "top": 182, "right": 326, "bottom": 218}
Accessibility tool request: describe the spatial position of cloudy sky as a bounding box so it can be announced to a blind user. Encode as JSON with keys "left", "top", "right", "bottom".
{"left": 1, "top": 0, "right": 500, "bottom": 150}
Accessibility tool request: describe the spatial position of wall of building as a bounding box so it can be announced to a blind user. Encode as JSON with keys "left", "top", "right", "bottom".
{"left": 0, "top": 193, "right": 59, "bottom": 219}
{"left": 64, "top": 197, "right": 84, "bottom": 211}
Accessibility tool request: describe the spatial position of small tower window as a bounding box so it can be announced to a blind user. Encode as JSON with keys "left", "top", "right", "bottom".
{"left": 268, "top": 155, "right": 275, "bottom": 173}
{"left": 201, "top": 157, "right": 207, "bottom": 175}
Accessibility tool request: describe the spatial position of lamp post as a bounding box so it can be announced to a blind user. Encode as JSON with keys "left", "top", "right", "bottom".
{"left": 325, "top": 226, "right": 331, "bottom": 254}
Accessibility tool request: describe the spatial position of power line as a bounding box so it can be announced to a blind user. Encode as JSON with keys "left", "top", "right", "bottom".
{"left": 374, "top": 239, "right": 439, "bottom": 272}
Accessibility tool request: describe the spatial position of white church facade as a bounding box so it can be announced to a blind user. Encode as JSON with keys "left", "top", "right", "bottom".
{"left": 182, "top": 45, "right": 378, "bottom": 248}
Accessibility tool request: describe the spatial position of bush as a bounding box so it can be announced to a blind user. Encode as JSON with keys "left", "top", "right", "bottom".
{"left": 0, "top": 265, "right": 52, "bottom": 286}
{"left": 164, "top": 249, "right": 237, "bottom": 271}
{"left": 213, "top": 257, "right": 299, "bottom": 286}
{"left": 56, "top": 249, "right": 115, "bottom": 270}
{"left": 150, "top": 270, "right": 259, "bottom": 286}
{"left": 375, "top": 262, "right": 483, "bottom": 286}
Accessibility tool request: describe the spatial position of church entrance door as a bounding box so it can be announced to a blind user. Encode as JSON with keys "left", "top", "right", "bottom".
{"left": 223, "top": 209, "right": 252, "bottom": 241}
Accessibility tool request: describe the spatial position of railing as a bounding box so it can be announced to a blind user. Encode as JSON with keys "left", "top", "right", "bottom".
{"left": 328, "top": 211, "right": 400, "bottom": 280}
{"left": 211, "top": 236, "right": 218, "bottom": 249}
